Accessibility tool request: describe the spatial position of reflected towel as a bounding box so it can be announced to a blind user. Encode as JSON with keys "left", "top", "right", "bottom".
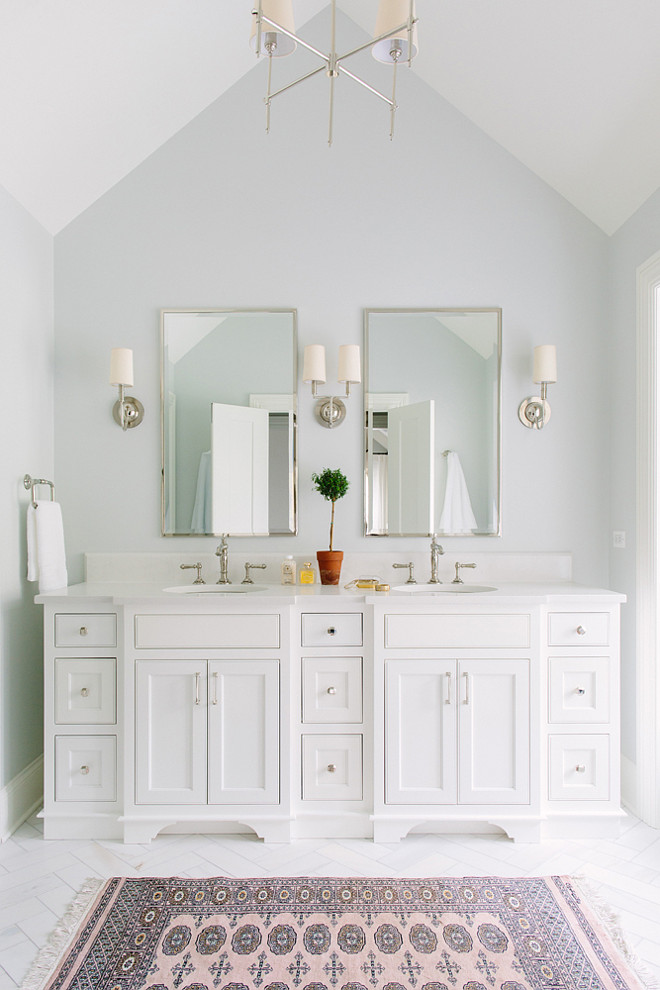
{"left": 190, "top": 450, "right": 212, "bottom": 533}
{"left": 439, "top": 451, "right": 478, "bottom": 534}
{"left": 27, "top": 500, "right": 68, "bottom": 592}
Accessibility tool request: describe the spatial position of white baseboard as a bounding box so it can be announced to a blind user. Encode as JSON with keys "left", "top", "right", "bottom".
{"left": 621, "top": 753, "right": 638, "bottom": 817}
{"left": 0, "top": 756, "right": 43, "bottom": 842}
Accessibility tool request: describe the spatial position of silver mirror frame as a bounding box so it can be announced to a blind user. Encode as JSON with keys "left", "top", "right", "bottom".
{"left": 363, "top": 307, "right": 502, "bottom": 538}
{"left": 160, "top": 307, "right": 298, "bottom": 537}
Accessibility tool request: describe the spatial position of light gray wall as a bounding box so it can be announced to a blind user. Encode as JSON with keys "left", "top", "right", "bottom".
{"left": 0, "top": 184, "right": 53, "bottom": 788}
{"left": 54, "top": 9, "right": 610, "bottom": 591}
{"left": 608, "top": 186, "right": 660, "bottom": 762}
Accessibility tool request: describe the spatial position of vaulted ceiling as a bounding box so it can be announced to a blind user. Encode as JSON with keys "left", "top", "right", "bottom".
{"left": 1, "top": 0, "right": 659, "bottom": 235}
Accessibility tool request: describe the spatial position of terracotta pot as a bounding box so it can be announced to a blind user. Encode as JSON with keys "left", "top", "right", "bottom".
{"left": 316, "top": 550, "right": 344, "bottom": 586}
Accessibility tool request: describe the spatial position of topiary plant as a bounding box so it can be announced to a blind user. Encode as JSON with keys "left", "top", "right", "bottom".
{"left": 312, "top": 468, "right": 349, "bottom": 551}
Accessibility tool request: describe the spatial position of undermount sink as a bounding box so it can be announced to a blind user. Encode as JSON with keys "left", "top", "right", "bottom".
{"left": 392, "top": 583, "right": 497, "bottom": 594}
{"left": 163, "top": 585, "right": 268, "bottom": 595}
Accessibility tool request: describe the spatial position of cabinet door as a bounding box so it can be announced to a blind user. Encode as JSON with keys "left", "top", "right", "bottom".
{"left": 385, "top": 660, "right": 457, "bottom": 804}
{"left": 135, "top": 661, "right": 207, "bottom": 805}
{"left": 208, "top": 661, "right": 279, "bottom": 805}
{"left": 458, "top": 659, "right": 529, "bottom": 805}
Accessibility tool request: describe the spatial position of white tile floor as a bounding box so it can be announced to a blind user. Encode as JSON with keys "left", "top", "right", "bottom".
{"left": 1, "top": 812, "right": 659, "bottom": 989}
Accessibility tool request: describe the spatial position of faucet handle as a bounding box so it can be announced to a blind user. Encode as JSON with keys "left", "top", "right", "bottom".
{"left": 452, "top": 562, "right": 477, "bottom": 584}
{"left": 181, "top": 562, "right": 205, "bottom": 584}
{"left": 242, "top": 562, "right": 267, "bottom": 585}
{"left": 393, "top": 561, "right": 416, "bottom": 584}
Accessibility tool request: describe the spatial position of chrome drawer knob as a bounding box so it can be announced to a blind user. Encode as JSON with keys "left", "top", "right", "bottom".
{"left": 327, "top": 763, "right": 337, "bottom": 773}
{"left": 80, "top": 765, "right": 90, "bottom": 775}
{"left": 327, "top": 627, "right": 336, "bottom": 635}
{"left": 80, "top": 687, "right": 90, "bottom": 698}
{"left": 79, "top": 626, "right": 88, "bottom": 636}
{"left": 577, "top": 625, "right": 586, "bottom": 636}
{"left": 575, "top": 764, "right": 586, "bottom": 773}
{"left": 575, "top": 687, "right": 586, "bottom": 695}
{"left": 327, "top": 686, "right": 337, "bottom": 695}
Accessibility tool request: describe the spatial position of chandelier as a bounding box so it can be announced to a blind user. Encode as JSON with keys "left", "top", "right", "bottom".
{"left": 250, "top": 0, "right": 418, "bottom": 144}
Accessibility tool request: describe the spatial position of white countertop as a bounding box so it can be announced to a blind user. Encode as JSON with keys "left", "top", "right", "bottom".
{"left": 35, "top": 581, "right": 627, "bottom": 606}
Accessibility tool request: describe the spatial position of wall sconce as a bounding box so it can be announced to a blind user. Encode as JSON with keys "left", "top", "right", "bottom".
{"left": 302, "top": 344, "right": 361, "bottom": 428}
{"left": 518, "top": 344, "right": 557, "bottom": 430}
{"left": 110, "top": 348, "right": 144, "bottom": 430}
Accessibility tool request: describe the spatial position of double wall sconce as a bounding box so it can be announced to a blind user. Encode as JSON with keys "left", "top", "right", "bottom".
{"left": 109, "top": 348, "right": 144, "bottom": 430}
{"left": 303, "top": 344, "right": 361, "bottom": 428}
{"left": 518, "top": 345, "right": 557, "bottom": 430}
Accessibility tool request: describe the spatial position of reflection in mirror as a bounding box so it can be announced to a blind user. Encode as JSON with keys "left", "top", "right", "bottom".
{"left": 364, "top": 309, "right": 501, "bottom": 537}
{"left": 161, "top": 310, "right": 297, "bottom": 536}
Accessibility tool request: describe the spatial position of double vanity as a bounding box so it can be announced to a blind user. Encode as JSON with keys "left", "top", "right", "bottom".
{"left": 38, "top": 571, "right": 624, "bottom": 845}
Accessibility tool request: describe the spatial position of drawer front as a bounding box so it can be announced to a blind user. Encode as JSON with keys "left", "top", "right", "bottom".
{"left": 54, "top": 658, "right": 117, "bottom": 724}
{"left": 301, "top": 613, "right": 363, "bottom": 648}
{"left": 548, "top": 734, "right": 610, "bottom": 801}
{"left": 55, "top": 613, "right": 117, "bottom": 648}
{"left": 302, "top": 658, "right": 363, "bottom": 723}
{"left": 135, "top": 614, "right": 280, "bottom": 649}
{"left": 302, "top": 734, "right": 363, "bottom": 800}
{"left": 547, "top": 612, "right": 610, "bottom": 647}
{"left": 548, "top": 657, "right": 610, "bottom": 724}
{"left": 384, "top": 613, "right": 530, "bottom": 649}
{"left": 55, "top": 735, "right": 117, "bottom": 802}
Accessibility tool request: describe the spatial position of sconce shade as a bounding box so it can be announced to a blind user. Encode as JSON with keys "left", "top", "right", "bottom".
{"left": 109, "top": 348, "right": 134, "bottom": 387}
{"left": 338, "top": 344, "right": 361, "bottom": 384}
{"left": 533, "top": 345, "right": 557, "bottom": 384}
{"left": 303, "top": 344, "right": 327, "bottom": 384}
{"left": 250, "top": 0, "right": 297, "bottom": 56}
{"left": 372, "top": 0, "right": 418, "bottom": 63}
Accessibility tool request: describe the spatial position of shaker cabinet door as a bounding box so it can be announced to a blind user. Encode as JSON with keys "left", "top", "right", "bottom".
{"left": 385, "top": 660, "right": 457, "bottom": 804}
{"left": 135, "top": 660, "right": 208, "bottom": 805}
{"left": 208, "top": 661, "right": 279, "bottom": 805}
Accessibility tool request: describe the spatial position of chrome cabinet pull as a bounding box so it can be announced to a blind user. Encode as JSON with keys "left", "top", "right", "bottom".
{"left": 327, "top": 686, "right": 337, "bottom": 695}
{"left": 80, "top": 687, "right": 90, "bottom": 698}
{"left": 80, "top": 765, "right": 90, "bottom": 775}
{"left": 577, "top": 625, "right": 586, "bottom": 636}
{"left": 194, "top": 672, "right": 201, "bottom": 706}
{"left": 576, "top": 686, "right": 586, "bottom": 695}
{"left": 327, "top": 763, "right": 337, "bottom": 773}
{"left": 79, "top": 626, "right": 88, "bottom": 637}
{"left": 327, "top": 627, "right": 336, "bottom": 635}
{"left": 575, "top": 764, "right": 586, "bottom": 773}
{"left": 445, "top": 671, "right": 452, "bottom": 705}
{"left": 463, "top": 671, "right": 470, "bottom": 705}
{"left": 212, "top": 671, "right": 219, "bottom": 706}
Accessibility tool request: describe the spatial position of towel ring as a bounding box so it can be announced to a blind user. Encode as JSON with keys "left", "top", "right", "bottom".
{"left": 24, "top": 474, "right": 55, "bottom": 508}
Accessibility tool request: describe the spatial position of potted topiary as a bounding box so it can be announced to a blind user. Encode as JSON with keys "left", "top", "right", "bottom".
{"left": 312, "top": 467, "right": 349, "bottom": 585}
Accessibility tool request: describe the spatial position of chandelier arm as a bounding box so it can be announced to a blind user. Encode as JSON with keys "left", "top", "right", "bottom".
{"left": 267, "top": 64, "right": 327, "bottom": 103}
{"left": 390, "top": 59, "right": 398, "bottom": 139}
{"left": 257, "top": 14, "right": 328, "bottom": 61}
{"left": 408, "top": 0, "right": 414, "bottom": 67}
{"left": 336, "top": 64, "right": 395, "bottom": 107}
{"left": 338, "top": 21, "right": 415, "bottom": 63}
{"left": 256, "top": 0, "right": 262, "bottom": 57}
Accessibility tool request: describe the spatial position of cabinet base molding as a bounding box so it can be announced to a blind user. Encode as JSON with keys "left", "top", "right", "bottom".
{"left": 372, "top": 814, "right": 543, "bottom": 844}
{"left": 540, "top": 812, "right": 625, "bottom": 840}
{"left": 0, "top": 756, "right": 43, "bottom": 842}
{"left": 43, "top": 813, "right": 124, "bottom": 841}
{"left": 120, "top": 815, "right": 293, "bottom": 844}
{"left": 292, "top": 812, "right": 373, "bottom": 839}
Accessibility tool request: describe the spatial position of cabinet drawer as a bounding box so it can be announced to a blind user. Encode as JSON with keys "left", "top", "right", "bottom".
{"left": 548, "top": 657, "right": 610, "bottom": 724}
{"left": 54, "top": 658, "right": 116, "bottom": 724}
{"left": 302, "top": 658, "right": 363, "bottom": 723}
{"left": 55, "top": 613, "right": 117, "bottom": 648}
{"left": 134, "top": 614, "right": 280, "bottom": 649}
{"left": 384, "top": 613, "right": 530, "bottom": 649}
{"left": 55, "top": 735, "right": 117, "bottom": 802}
{"left": 302, "top": 734, "right": 363, "bottom": 800}
{"left": 301, "top": 613, "right": 363, "bottom": 647}
{"left": 548, "top": 734, "right": 609, "bottom": 801}
{"left": 547, "top": 612, "right": 610, "bottom": 647}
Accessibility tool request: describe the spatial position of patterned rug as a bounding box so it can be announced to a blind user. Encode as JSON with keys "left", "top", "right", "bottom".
{"left": 22, "top": 876, "right": 648, "bottom": 990}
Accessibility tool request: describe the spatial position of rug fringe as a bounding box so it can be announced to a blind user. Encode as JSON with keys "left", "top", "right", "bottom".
{"left": 19, "top": 877, "right": 107, "bottom": 990}
{"left": 572, "top": 874, "right": 659, "bottom": 990}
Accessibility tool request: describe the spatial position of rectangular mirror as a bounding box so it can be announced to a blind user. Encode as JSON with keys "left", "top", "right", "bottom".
{"left": 364, "top": 308, "right": 501, "bottom": 537}
{"left": 161, "top": 309, "right": 297, "bottom": 536}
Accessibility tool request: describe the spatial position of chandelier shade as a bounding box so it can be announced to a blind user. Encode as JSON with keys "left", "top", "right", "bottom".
{"left": 372, "top": 0, "right": 418, "bottom": 63}
{"left": 249, "top": 0, "right": 297, "bottom": 57}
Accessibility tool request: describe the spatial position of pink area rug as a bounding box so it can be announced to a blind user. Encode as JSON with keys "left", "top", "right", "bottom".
{"left": 21, "top": 876, "right": 648, "bottom": 990}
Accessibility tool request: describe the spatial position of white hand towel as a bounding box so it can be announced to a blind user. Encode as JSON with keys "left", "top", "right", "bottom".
{"left": 27, "top": 500, "right": 68, "bottom": 592}
{"left": 439, "top": 451, "right": 478, "bottom": 534}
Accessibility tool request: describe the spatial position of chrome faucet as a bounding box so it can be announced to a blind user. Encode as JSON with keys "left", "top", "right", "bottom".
{"left": 242, "top": 562, "right": 267, "bottom": 584}
{"left": 452, "top": 562, "right": 476, "bottom": 584}
{"left": 215, "top": 535, "right": 230, "bottom": 584}
{"left": 393, "top": 561, "right": 416, "bottom": 584}
{"left": 180, "top": 562, "right": 205, "bottom": 584}
{"left": 429, "top": 534, "right": 445, "bottom": 583}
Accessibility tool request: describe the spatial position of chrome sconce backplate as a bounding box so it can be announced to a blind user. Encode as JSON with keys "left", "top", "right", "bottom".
{"left": 518, "top": 395, "right": 551, "bottom": 430}
{"left": 315, "top": 396, "right": 346, "bottom": 429}
{"left": 112, "top": 390, "right": 145, "bottom": 430}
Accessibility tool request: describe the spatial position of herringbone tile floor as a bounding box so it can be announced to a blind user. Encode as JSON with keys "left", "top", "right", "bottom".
{"left": 1, "top": 812, "right": 659, "bottom": 988}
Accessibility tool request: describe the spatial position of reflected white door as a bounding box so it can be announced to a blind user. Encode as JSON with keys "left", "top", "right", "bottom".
{"left": 388, "top": 400, "right": 435, "bottom": 535}
{"left": 211, "top": 403, "right": 269, "bottom": 535}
